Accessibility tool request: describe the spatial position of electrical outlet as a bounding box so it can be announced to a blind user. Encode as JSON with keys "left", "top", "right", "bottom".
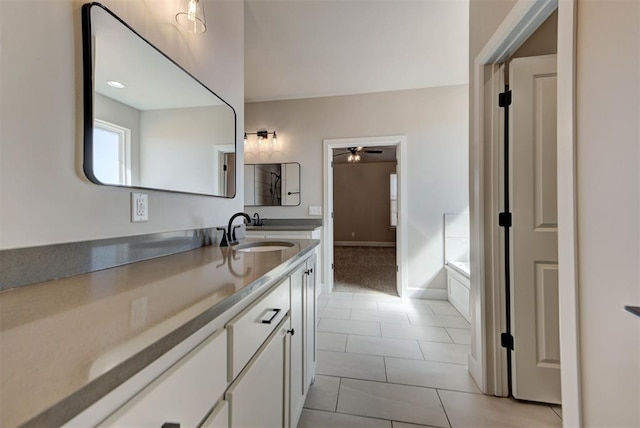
{"left": 131, "top": 192, "right": 148, "bottom": 222}
{"left": 130, "top": 296, "right": 148, "bottom": 329}
{"left": 309, "top": 205, "right": 322, "bottom": 216}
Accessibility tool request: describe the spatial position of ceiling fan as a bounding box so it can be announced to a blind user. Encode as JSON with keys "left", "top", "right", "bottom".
{"left": 333, "top": 146, "right": 383, "bottom": 163}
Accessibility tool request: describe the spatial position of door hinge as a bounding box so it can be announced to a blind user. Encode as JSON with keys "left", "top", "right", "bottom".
{"left": 498, "top": 90, "right": 512, "bottom": 108}
{"left": 223, "top": 164, "right": 227, "bottom": 171}
{"left": 331, "top": 212, "right": 334, "bottom": 219}
{"left": 331, "top": 263, "right": 334, "bottom": 270}
{"left": 501, "top": 332, "right": 514, "bottom": 350}
{"left": 498, "top": 212, "right": 512, "bottom": 228}
{"left": 396, "top": 265, "right": 399, "bottom": 273}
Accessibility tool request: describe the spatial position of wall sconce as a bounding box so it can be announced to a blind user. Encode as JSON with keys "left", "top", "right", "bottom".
{"left": 245, "top": 129, "right": 278, "bottom": 146}
{"left": 176, "top": 0, "right": 206, "bottom": 34}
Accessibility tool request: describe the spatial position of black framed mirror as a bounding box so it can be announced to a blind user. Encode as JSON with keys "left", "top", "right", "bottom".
{"left": 81, "top": 2, "right": 237, "bottom": 197}
{"left": 244, "top": 163, "right": 301, "bottom": 206}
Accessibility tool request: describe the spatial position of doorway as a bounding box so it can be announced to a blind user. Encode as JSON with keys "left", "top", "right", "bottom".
{"left": 470, "top": 0, "right": 579, "bottom": 421}
{"left": 331, "top": 146, "right": 398, "bottom": 296}
{"left": 322, "top": 136, "right": 408, "bottom": 297}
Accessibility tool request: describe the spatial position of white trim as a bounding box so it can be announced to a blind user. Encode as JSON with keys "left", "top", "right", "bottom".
{"left": 334, "top": 241, "right": 396, "bottom": 247}
{"left": 323, "top": 136, "right": 408, "bottom": 297}
{"left": 556, "top": 0, "right": 581, "bottom": 425}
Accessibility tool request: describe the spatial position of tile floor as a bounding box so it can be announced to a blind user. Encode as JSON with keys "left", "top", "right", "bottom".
{"left": 298, "top": 292, "right": 563, "bottom": 428}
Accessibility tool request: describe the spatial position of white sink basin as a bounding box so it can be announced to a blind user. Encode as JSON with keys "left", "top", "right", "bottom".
{"left": 233, "top": 241, "right": 295, "bottom": 252}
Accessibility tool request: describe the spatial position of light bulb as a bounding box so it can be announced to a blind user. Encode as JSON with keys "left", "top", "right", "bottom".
{"left": 348, "top": 154, "right": 354, "bottom": 162}
{"left": 355, "top": 154, "right": 361, "bottom": 162}
{"left": 244, "top": 133, "right": 248, "bottom": 145}
{"left": 176, "top": 0, "right": 206, "bottom": 34}
{"left": 258, "top": 136, "right": 263, "bottom": 145}
{"left": 272, "top": 132, "right": 278, "bottom": 145}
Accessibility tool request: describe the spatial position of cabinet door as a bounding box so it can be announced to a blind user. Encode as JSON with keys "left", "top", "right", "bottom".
{"left": 304, "top": 256, "right": 317, "bottom": 391}
{"left": 226, "top": 315, "right": 290, "bottom": 428}
{"left": 97, "top": 329, "right": 227, "bottom": 428}
{"left": 289, "top": 265, "right": 306, "bottom": 426}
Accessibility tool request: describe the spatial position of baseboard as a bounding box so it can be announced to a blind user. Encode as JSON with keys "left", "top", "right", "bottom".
{"left": 402, "top": 288, "right": 448, "bottom": 300}
{"left": 334, "top": 241, "right": 396, "bottom": 247}
{"left": 468, "top": 353, "right": 484, "bottom": 393}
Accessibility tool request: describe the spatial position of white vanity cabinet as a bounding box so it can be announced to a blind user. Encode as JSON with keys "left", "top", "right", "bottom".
{"left": 97, "top": 329, "right": 227, "bottom": 428}
{"left": 289, "top": 254, "right": 317, "bottom": 427}
{"left": 64, "top": 250, "right": 318, "bottom": 428}
{"left": 226, "top": 314, "right": 291, "bottom": 428}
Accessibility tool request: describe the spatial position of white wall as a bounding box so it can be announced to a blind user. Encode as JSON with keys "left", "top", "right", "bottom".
{"left": 140, "top": 105, "right": 234, "bottom": 195}
{"left": 0, "top": 0, "right": 244, "bottom": 249}
{"left": 574, "top": 1, "right": 639, "bottom": 425}
{"left": 245, "top": 87, "right": 469, "bottom": 292}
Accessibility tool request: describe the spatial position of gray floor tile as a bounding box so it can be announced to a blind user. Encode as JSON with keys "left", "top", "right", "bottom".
{"left": 298, "top": 409, "right": 392, "bottom": 428}
{"left": 303, "top": 375, "right": 341, "bottom": 412}
{"left": 326, "top": 292, "right": 354, "bottom": 300}
{"left": 408, "top": 312, "right": 470, "bottom": 328}
{"left": 351, "top": 309, "right": 410, "bottom": 324}
{"left": 445, "top": 328, "right": 471, "bottom": 345}
{"left": 428, "top": 303, "right": 463, "bottom": 316}
{"left": 327, "top": 299, "right": 379, "bottom": 310}
{"left": 392, "top": 422, "right": 440, "bottom": 428}
{"left": 337, "top": 379, "right": 449, "bottom": 427}
{"left": 377, "top": 301, "right": 434, "bottom": 314}
{"left": 346, "top": 335, "right": 423, "bottom": 360}
{"left": 318, "top": 307, "right": 351, "bottom": 320}
{"left": 381, "top": 323, "right": 453, "bottom": 343}
{"left": 317, "top": 332, "right": 348, "bottom": 352}
{"left": 318, "top": 318, "right": 381, "bottom": 336}
{"left": 385, "top": 357, "right": 481, "bottom": 394}
{"left": 438, "top": 390, "right": 562, "bottom": 427}
{"left": 418, "top": 341, "right": 470, "bottom": 365}
{"left": 316, "top": 350, "right": 386, "bottom": 381}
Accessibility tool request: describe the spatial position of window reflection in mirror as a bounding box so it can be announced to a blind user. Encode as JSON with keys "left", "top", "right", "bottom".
{"left": 82, "top": 3, "right": 237, "bottom": 197}
{"left": 244, "top": 163, "right": 301, "bottom": 206}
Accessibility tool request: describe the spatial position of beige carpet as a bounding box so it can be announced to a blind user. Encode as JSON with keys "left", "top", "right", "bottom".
{"left": 333, "top": 246, "right": 397, "bottom": 296}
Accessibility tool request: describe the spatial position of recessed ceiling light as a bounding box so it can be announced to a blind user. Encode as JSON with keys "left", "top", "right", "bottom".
{"left": 107, "top": 80, "right": 125, "bottom": 89}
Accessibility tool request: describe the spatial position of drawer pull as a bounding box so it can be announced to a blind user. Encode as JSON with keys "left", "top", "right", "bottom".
{"left": 287, "top": 328, "right": 295, "bottom": 336}
{"left": 261, "top": 308, "right": 281, "bottom": 324}
{"left": 161, "top": 423, "right": 180, "bottom": 428}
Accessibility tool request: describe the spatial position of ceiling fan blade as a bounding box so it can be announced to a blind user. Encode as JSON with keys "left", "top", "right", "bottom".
{"left": 364, "top": 150, "right": 383, "bottom": 154}
{"left": 333, "top": 152, "right": 349, "bottom": 158}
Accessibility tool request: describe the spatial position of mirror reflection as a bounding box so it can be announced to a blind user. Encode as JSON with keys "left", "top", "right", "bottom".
{"left": 244, "top": 163, "right": 301, "bottom": 206}
{"left": 82, "top": 3, "right": 236, "bottom": 196}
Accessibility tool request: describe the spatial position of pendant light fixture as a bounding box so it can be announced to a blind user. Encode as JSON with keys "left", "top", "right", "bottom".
{"left": 176, "top": 0, "right": 206, "bottom": 34}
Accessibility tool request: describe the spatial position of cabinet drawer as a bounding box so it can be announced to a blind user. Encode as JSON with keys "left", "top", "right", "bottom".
{"left": 98, "top": 329, "right": 227, "bottom": 427}
{"left": 227, "top": 277, "right": 290, "bottom": 380}
{"left": 200, "top": 400, "right": 228, "bottom": 428}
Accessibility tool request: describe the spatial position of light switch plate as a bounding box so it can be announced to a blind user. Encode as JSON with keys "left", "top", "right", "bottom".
{"left": 131, "top": 192, "right": 149, "bottom": 222}
{"left": 309, "top": 205, "right": 322, "bottom": 216}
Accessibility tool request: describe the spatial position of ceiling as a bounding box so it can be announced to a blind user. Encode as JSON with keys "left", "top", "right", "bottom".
{"left": 244, "top": 0, "right": 469, "bottom": 103}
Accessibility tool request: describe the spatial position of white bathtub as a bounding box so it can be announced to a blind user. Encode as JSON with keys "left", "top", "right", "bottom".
{"left": 445, "top": 260, "right": 470, "bottom": 322}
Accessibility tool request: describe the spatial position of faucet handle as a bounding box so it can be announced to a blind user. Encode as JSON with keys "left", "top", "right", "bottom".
{"left": 231, "top": 224, "right": 244, "bottom": 242}
{"left": 216, "top": 227, "right": 229, "bottom": 247}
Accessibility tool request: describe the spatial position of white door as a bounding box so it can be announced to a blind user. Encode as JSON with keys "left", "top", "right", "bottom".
{"left": 509, "top": 54, "right": 561, "bottom": 404}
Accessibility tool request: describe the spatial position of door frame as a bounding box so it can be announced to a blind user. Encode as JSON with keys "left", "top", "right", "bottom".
{"left": 470, "top": 0, "right": 581, "bottom": 424}
{"left": 322, "top": 135, "right": 408, "bottom": 297}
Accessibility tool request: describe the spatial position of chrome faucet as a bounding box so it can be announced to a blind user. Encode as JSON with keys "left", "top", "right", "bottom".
{"left": 221, "top": 212, "right": 251, "bottom": 246}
